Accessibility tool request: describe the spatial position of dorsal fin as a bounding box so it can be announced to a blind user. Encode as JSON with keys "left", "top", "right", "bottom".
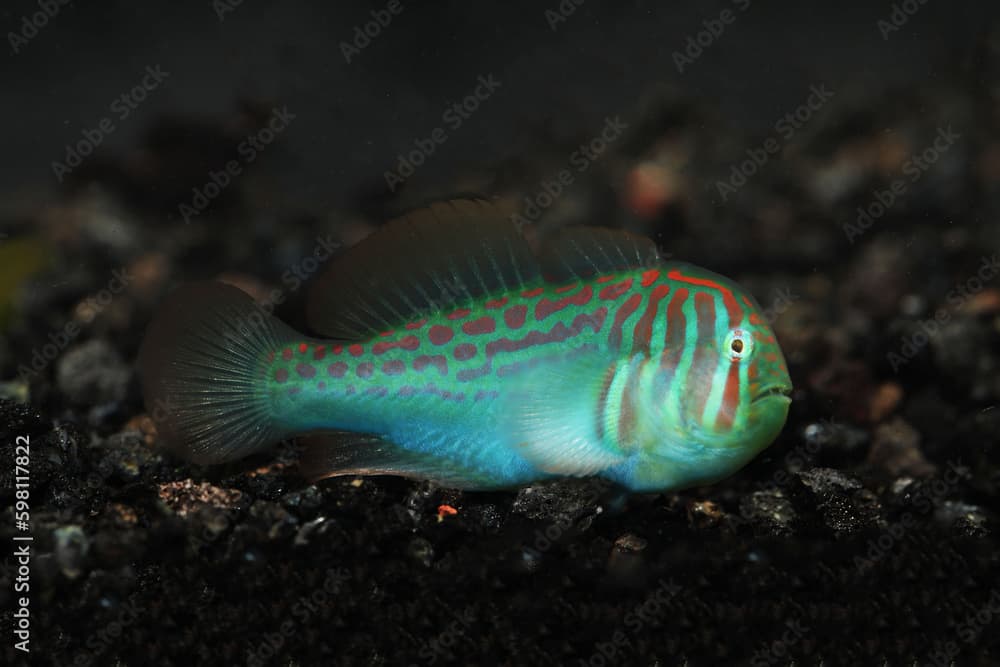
{"left": 538, "top": 226, "right": 663, "bottom": 282}
{"left": 306, "top": 198, "right": 539, "bottom": 339}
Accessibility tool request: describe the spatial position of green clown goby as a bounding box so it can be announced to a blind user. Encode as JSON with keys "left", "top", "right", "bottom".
{"left": 138, "top": 199, "right": 792, "bottom": 491}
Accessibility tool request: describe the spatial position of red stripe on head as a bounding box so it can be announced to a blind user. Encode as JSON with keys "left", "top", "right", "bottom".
{"left": 686, "top": 291, "right": 717, "bottom": 420}
{"left": 599, "top": 278, "right": 634, "bottom": 300}
{"left": 594, "top": 364, "right": 618, "bottom": 443}
{"left": 659, "top": 288, "right": 688, "bottom": 379}
{"left": 667, "top": 269, "right": 743, "bottom": 325}
{"left": 608, "top": 293, "right": 643, "bottom": 350}
{"left": 715, "top": 362, "right": 741, "bottom": 431}
{"left": 632, "top": 283, "right": 669, "bottom": 352}
{"left": 617, "top": 359, "right": 645, "bottom": 447}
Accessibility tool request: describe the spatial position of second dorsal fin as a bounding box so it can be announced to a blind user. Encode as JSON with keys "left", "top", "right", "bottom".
{"left": 538, "top": 226, "right": 663, "bottom": 282}
{"left": 305, "top": 198, "right": 540, "bottom": 339}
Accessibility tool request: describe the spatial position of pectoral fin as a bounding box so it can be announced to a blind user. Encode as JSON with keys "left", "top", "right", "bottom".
{"left": 500, "top": 350, "right": 628, "bottom": 476}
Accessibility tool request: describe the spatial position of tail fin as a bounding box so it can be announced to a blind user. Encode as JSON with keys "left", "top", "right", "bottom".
{"left": 137, "top": 281, "right": 299, "bottom": 464}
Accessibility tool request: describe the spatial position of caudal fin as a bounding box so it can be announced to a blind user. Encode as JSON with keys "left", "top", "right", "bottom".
{"left": 137, "top": 281, "right": 299, "bottom": 464}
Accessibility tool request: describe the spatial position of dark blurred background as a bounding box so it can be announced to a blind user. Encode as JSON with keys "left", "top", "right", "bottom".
{"left": 4, "top": 2, "right": 1000, "bottom": 666}
{"left": 1, "top": 0, "right": 996, "bottom": 215}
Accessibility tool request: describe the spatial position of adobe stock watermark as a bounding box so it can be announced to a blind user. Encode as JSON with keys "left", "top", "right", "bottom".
{"left": 925, "top": 587, "right": 1000, "bottom": 666}
{"left": 16, "top": 267, "right": 134, "bottom": 383}
{"left": 221, "top": 234, "right": 341, "bottom": 346}
{"left": 854, "top": 459, "right": 965, "bottom": 573}
{"left": 886, "top": 254, "right": 999, "bottom": 372}
{"left": 578, "top": 578, "right": 683, "bottom": 666}
{"left": 51, "top": 65, "right": 171, "bottom": 183}
{"left": 178, "top": 106, "right": 295, "bottom": 224}
{"left": 412, "top": 602, "right": 476, "bottom": 664}
{"left": 72, "top": 592, "right": 145, "bottom": 667}
{"left": 715, "top": 83, "right": 834, "bottom": 202}
{"left": 759, "top": 286, "right": 798, "bottom": 325}
{"left": 878, "top": 0, "right": 931, "bottom": 40}
{"left": 340, "top": 0, "right": 404, "bottom": 63}
{"left": 672, "top": 0, "right": 752, "bottom": 73}
{"left": 843, "top": 124, "right": 959, "bottom": 243}
{"left": 545, "top": 0, "right": 586, "bottom": 31}
{"left": 245, "top": 566, "right": 351, "bottom": 666}
{"left": 509, "top": 114, "right": 629, "bottom": 229}
{"left": 384, "top": 74, "right": 501, "bottom": 192}
{"left": 7, "top": 0, "right": 72, "bottom": 55}
{"left": 750, "top": 617, "right": 810, "bottom": 666}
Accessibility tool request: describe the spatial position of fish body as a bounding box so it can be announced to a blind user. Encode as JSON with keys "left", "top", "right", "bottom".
{"left": 139, "top": 199, "right": 792, "bottom": 491}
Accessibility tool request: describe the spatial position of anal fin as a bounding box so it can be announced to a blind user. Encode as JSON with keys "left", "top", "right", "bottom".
{"left": 298, "top": 432, "right": 495, "bottom": 489}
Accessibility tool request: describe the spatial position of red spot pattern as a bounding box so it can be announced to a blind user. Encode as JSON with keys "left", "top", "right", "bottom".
{"left": 641, "top": 269, "right": 661, "bottom": 287}
{"left": 348, "top": 344, "right": 364, "bottom": 357}
{"left": 274, "top": 368, "right": 289, "bottom": 383}
{"left": 504, "top": 305, "right": 527, "bottom": 329}
{"left": 484, "top": 297, "right": 508, "bottom": 309}
{"left": 282, "top": 348, "right": 293, "bottom": 361}
{"left": 405, "top": 319, "right": 427, "bottom": 330}
{"left": 382, "top": 360, "right": 405, "bottom": 375}
{"left": 298, "top": 343, "right": 308, "bottom": 354}
{"left": 482, "top": 308, "right": 608, "bottom": 369}
{"left": 327, "top": 362, "right": 348, "bottom": 378}
{"left": 313, "top": 346, "right": 326, "bottom": 361}
{"left": 373, "top": 335, "right": 420, "bottom": 355}
{"left": 462, "top": 316, "right": 496, "bottom": 335}
{"left": 599, "top": 278, "right": 634, "bottom": 300}
{"left": 521, "top": 287, "right": 544, "bottom": 298}
{"left": 454, "top": 344, "right": 477, "bottom": 361}
{"left": 446, "top": 308, "right": 471, "bottom": 320}
{"left": 535, "top": 285, "right": 593, "bottom": 321}
{"left": 413, "top": 355, "right": 448, "bottom": 375}
{"left": 296, "top": 363, "right": 316, "bottom": 379}
{"left": 429, "top": 325, "right": 454, "bottom": 346}
{"left": 554, "top": 284, "right": 577, "bottom": 294}
{"left": 596, "top": 275, "right": 617, "bottom": 283}
{"left": 357, "top": 362, "right": 373, "bottom": 379}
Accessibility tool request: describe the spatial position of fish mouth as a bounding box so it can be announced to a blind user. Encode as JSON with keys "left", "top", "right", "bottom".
{"left": 752, "top": 384, "right": 793, "bottom": 404}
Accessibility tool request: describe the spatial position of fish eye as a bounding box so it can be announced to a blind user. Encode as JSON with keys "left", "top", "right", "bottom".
{"left": 725, "top": 329, "right": 752, "bottom": 361}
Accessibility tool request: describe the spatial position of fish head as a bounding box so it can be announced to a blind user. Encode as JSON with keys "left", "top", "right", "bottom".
{"left": 628, "top": 268, "right": 793, "bottom": 490}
